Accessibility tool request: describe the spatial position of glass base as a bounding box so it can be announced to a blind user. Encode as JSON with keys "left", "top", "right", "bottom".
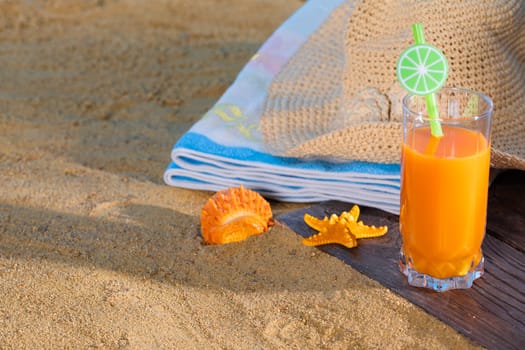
{"left": 399, "top": 252, "right": 484, "bottom": 292}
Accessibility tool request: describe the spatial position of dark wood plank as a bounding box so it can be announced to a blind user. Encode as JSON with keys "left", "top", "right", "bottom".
{"left": 487, "top": 170, "right": 525, "bottom": 252}
{"left": 277, "top": 170, "right": 525, "bottom": 350}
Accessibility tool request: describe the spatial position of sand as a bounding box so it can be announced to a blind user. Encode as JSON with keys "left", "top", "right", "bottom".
{"left": 0, "top": 1, "right": 482, "bottom": 349}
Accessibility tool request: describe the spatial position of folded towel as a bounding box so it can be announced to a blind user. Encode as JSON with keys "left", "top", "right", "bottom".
{"left": 163, "top": 0, "right": 401, "bottom": 214}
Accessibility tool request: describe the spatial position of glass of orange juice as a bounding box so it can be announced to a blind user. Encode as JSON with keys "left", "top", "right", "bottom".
{"left": 399, "top": 87, "right": 493, "bottom": 292}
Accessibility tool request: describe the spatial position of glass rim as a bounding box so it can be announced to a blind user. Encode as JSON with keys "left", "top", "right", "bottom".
{"left": 402, "top": 86, "right": 494, "bottom": 122}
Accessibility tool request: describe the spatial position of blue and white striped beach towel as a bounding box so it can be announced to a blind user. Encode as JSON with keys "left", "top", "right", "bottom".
{"left": 163, "top": 0, "right": 401, "bottom": 214}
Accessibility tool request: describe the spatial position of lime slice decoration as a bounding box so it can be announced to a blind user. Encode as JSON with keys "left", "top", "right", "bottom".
{"left": 396, "top": 43, "right": 448, "bottom": 96}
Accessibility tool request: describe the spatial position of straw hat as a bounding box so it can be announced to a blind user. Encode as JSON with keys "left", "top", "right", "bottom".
{"left": 261, "top": 0, "right": 525, "bottom": 170}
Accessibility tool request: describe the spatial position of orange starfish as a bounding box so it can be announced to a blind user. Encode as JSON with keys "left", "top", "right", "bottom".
{"left": 303, "top": 214, "right": 358, "bottom": 248}
{"left": 302, "top": 205, "right": 388, "bottom": 248}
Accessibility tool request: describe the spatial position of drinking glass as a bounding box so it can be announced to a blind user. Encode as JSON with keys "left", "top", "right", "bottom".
{"left": 399, "top": 86, "right": 493, "bottom": 292}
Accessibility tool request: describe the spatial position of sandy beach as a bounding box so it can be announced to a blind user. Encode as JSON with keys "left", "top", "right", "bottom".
{"left": 0, "top": 1, "right": 481, "bottom": 349}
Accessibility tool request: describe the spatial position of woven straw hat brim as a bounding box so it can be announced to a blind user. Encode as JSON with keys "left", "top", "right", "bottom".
{"left": 261, "top": 0, "right": 525, "bottom": 170}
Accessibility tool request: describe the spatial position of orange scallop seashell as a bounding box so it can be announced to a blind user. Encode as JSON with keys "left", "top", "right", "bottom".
{"left": 200, "top": 185, "right": 273, "bottom": 244}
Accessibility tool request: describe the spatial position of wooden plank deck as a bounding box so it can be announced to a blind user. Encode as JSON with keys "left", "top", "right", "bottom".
{"left": 276, "top": 170, "right": 525, "bottom": 350}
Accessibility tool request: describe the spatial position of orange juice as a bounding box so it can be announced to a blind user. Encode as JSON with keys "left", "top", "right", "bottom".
{"left": 400, "top": 125, "right": 490, "bottom": 279}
